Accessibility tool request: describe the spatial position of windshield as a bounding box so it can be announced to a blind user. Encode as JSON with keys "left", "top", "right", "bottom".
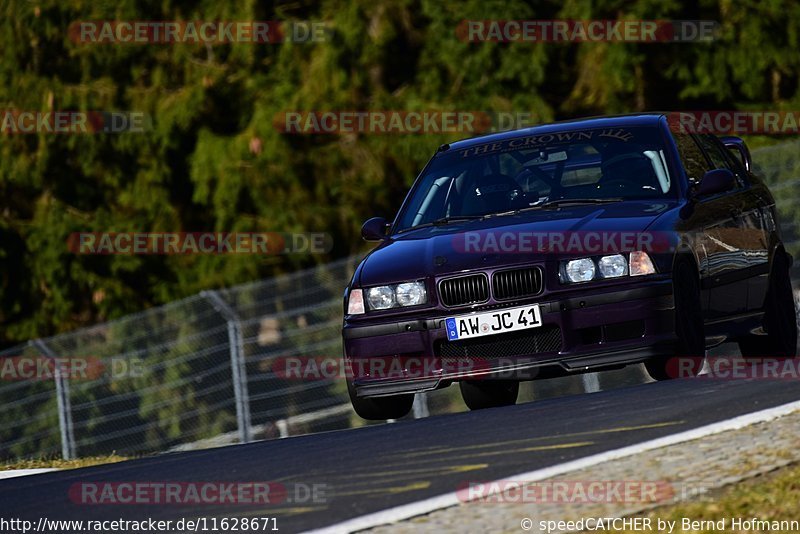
{"left": 394, "top": 126, "right": 674, "bottom": 232}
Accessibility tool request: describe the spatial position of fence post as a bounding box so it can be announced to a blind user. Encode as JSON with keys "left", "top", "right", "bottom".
{"left": 201, "top": 290, "right": 252, "bottom": 443}
{"left": 582, "top": 372, "right": 600, "bottom": 393}
{"left": 32, "top": 339, "right": 76, "bottom": 460}
{"left": 412, "top": 393, "right": 429, "bottom": 419}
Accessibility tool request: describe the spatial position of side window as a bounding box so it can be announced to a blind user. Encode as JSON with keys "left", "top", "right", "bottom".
{"left": 519, "top": 169, "right": 552, "bottom": 197}
{"left": 695, "top": 134, "right": 728, "bottom": 169}
{"left": 498, "top": 153, "right": 523, "bottom": 178}
{"left": 561, "top": 166, "right": 603, "bottom": 186}
{"left": 695, "top": 134, "right": 746, "bottom": 188}
{"left": 673, "top": 134, "right": 710, "bottom": 184}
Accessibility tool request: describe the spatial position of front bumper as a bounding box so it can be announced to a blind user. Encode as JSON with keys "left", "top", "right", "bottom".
{"left": 342, "top": 278, "right": 676, "bottom": 397}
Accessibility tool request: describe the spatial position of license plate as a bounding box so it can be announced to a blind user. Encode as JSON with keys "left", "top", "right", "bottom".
{"left": 445, "top": 304, "right": 542, "bottom": 341}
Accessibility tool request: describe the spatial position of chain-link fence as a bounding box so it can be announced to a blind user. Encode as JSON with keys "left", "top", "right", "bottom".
{"left": 751, "top": 139, "right": 800, "bottom": 269}
{"left": 0, "top": 257, "right": 362, "bottom": 460}
{"left": 1, "top": 141, "right": 800, "bottom": 462}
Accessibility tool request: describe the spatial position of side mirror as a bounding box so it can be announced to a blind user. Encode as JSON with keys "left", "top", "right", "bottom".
{"left": 720, "top": 136, "right": 752, "bottom": 172}
{"left": 361, "top": 217, "right": 389, "bottom": 241}
{"left": 694, "top": 168, "right": 736, "bottom": 198}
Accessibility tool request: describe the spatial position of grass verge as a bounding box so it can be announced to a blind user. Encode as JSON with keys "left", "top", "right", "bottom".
{"left": 610, "top": 463, "right": 800, "bottom": 533}
{"left": 1, "top": 455, "right": 128, "bottom": 471}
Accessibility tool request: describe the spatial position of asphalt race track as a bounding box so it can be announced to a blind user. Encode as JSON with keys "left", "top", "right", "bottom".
{"left": 2, "top": 362, "right": 800, "bottom": 533}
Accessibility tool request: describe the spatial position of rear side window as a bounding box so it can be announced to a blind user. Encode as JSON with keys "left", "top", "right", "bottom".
{"left": 722, "top": 146, "right": 748, "bottom": 178}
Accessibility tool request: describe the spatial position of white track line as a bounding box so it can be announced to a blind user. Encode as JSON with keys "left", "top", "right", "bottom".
{"left": 309, "top": 399, "right": 800, "bottom": 534}
{"left": 0, "top": 468, "right": 59, "bottom": 480}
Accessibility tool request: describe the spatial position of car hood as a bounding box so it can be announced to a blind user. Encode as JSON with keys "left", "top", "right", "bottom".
{"left": 356, "top": 200, "right": 677, "bottom": 286}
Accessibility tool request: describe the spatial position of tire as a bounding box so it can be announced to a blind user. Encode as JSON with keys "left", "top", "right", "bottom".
{"left": 645, "top": 258, "right": 705, "bottom": 381}
{"left": 346, "top": 378, "right": 413, "bottom": 420}
{"left": 739, "top": 249, "right": 797, "bottom": 359}
{"left": 460, "top": 380, "right": 519, "bottom": 410}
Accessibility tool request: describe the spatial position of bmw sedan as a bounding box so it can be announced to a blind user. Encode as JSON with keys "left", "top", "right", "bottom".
{"left": 342, "top": 113, "right": 797, "bottom": 420}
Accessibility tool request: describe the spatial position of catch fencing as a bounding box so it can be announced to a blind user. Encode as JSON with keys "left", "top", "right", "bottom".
{"left": 0, "top": 257, "right": 361, "bottom": 460}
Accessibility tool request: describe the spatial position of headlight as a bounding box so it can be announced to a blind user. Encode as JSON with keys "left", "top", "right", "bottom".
{"left": 395, "top": 282, "right": 427, "bottom": 307}
{"left": 347, "top": 288, "right": 365, "bottom": 315}
{"left": 363, "top": 281, "right": 428, "bottom": 310}
{"left": 565, "top": 258, "right": 595, "bottom": 283}
{"left": 598, "top": 254, "right": 628, "bottom": 278}
{"left": 562, "top": 252, "right": 655, "bottom": 284}
{"left": 367, "top": 286, "right": 396, "bottom": 309}
{"left": 629, "top": 251, "right": 656, "bottom": 276}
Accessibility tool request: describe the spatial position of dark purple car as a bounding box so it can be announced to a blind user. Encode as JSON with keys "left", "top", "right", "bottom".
{"left": 342, "top": 114, "right": 797, "bottom": 420}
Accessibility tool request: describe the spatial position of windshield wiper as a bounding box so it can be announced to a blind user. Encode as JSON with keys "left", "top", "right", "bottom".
{"left": 432, "top": 215, "right": 485, "bottom": 225}
{"left": 538, "top": 198, "right": 625, "bottom": 208}
{"left": 484, "top": 206, "right": 548, "bottom": 218}
{"left": 480, "top": 198, "right": 625, "bottom": 220}
{"left": 398, "top": 215, "right": 485, "bottom": 233}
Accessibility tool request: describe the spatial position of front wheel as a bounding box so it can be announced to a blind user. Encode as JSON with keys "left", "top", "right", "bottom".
{"left": 460, "top": 380, "right": 519, "bottom": 410}
{"left": 645, "top": 258, "right": 705, "bottom": 381}
{"left": 347, "top": 378, "right": 413, "bottom": 420}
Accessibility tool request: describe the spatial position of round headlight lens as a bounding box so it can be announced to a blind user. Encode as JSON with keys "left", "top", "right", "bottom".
{"left": 367, "top": 286, "right": 396, "bottom": 309}
{"left": 598, "top": 254, "right": 628, "bottom": 278}
{"left": 395, "top": 282, "right": 427, "bottom": 307}
{"left": 565, "top": 258, "right": 596, "bottom": 283}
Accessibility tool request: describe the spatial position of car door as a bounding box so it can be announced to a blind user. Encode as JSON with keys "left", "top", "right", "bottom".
{"left": 674, "top": 133, "right": 746, "bottom": 320}
{"left": 694, "top": 134, "right": 768, "bottom": 317}
{"left": 714, "top": 137, "right": 772, "bottom": 311}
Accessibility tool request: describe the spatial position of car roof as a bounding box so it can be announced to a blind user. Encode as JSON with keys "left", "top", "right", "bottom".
{"left": 445, "top": 113, "right": 667, "bottom": 152}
